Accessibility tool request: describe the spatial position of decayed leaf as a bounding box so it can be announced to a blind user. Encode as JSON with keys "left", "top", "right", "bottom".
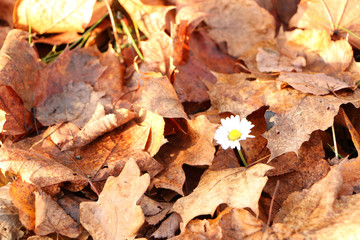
{"left": 177, "top": 0, "right": 276, "bottom": 57}
{"left": 0, "top": 184, "right": 24, "bottom": 240}
{"left": 172, "top": 164, "right": 272, "bottom": 231}
{"left": 0, "top": 30, "right": 41, "bottom": 110}
{"left": 0, "top": 147, "right": 87, "bottom": 187}
{"left": 35, "top": 81, "right": 108, "bottom": 127}
{"left": 272, "top": 162, "right": 360, "bottom": 239}
{"left": 210, "top": 72, "right": 360, "bottom": 159}
{"left": 289, "top": 0, "right": 360, "bottom": 49}
{"left": 153, "top": 116, "right": 217, "bottom": 195}
{"left": 117, "top": 0, "right": 174, "bottom": 38}
{"left": 139, "top": 195, "right": 172, "bottom": 225}
{"left": 80, "top": 159, "right": 150, "bottom": 240}
{"left": 278, "top": 72, "right": 354, "bottom": 95}
{"left": 61, "top": 105, "right": 137, "bottom": 151}
{"left": 14, "top": 0, "right": 96, "bottom": 34}
{"left": 0, "top": 85, "right": 35, "bottom": 135}
{"left": 134, "top": 72, "right": 188, "bottom": 119}
{"left": 153, "top": 213, "right": 182, "bottom": 239}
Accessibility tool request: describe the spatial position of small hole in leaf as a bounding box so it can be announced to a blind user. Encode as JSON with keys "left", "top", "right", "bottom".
{"left": 73, "top": 173, "right": 77, "bottom": 176}
{"left": 101, "top": 165, "right": 108, "bottom": 169}
{"left": 277, "top": 131, "right": 280, "bottom": 135}
{"left": 327, "top": 107, "right": 330, "bottom": 110}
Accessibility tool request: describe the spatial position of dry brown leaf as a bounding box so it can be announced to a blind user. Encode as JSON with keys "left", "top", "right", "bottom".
{"left": 272, "top": 162, "right": 360, "bottom": 239}
{"left": 34, "top": 189, "right": 83, "bottom": 238}
{"left": 14, "top": 0, "right": 96, "bottom": 34}
{"left": 73, "top": 120, "right": 163, "bottom": 181}
{"left": 153, "top": 213, "right": 182, "bottom": 239}
{"left": 80, "top": 159, "right": 150, "bottom": 240}
{"left": 152, "top": 116, "right": 217, "bottom": 195}
{"left": 139, "top": 195, "right": 172, "bottom": 225}
{"left": 0, "top": 184, "right": 24, "bottom": 240}
{"left": 210, "top": 72, "right": 360, "bottom": 159}
{"left": 134, "top": 72, "right": 188, "bottom": 119}
{"left": 170, "top": 207, "right": 267, "bottom": 240}
{"left": 0, "top": 85, "right": 35, "bottom": 135}
{"left": 256, "top": 47, "right": 306, "bottom": 72}
{"left": 278, "top": 72, "right": 354, "bottom": 95}
{"left": 283, "top": 29, "right": 353, "bottom": 72}
{"left": 140, "top": 31, "right": 174, "bottom": 76}
{"left": 177, "top": 0, "right": 275, "bottom": 57}
{"left": 0, "top": 30, "right": 41, "bottom": 111}
{"left": 117, "top": 0, "right": 175, "bottom": 37}
{"left": 289, "top": 0, "right": 360, "bottom": 49}
{"left": 0, "top": 0, "right": 15, "bottom": 27}
{"left": 61, "top": 105, "right": 137, "bottom": 151}
{"left": 172, "top": 163, "right": 272, "bottom": 231}
{"left": 0, "top": 147, "right": 87, "bottom": 187}
{"left": 36, "top": 82, "right": 109, "bottom": 127}
{"left": 35, "top": 47, "right": 106, "bottom": 107}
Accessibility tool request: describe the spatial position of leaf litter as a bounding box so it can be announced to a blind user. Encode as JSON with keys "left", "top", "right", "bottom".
{"left": 1, "top": 0, "right": 360, "bottom": 239}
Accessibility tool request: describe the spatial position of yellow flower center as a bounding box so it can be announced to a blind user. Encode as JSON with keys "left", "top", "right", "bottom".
{"left": 228, "top": 129, "right": 242, "bottom": 141}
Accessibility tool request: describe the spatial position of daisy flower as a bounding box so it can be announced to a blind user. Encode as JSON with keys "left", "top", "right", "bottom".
{"left": 214, "top": 115, "right": 255, "bottom": 150}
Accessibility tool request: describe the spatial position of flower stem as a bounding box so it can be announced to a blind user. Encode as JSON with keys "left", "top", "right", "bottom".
{"left": 237, "top": 148, "right": 247, "bottom": 166}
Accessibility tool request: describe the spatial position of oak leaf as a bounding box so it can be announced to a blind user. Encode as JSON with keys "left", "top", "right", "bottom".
{"left": 172, "top": 164, "right": 272, "bottom": 231}
{"left": 80, "top": 159, "right": 150, "bottom": 240}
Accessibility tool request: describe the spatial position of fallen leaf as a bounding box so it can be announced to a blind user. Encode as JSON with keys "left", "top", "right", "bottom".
{"left": 0, "top": 147, "right": 87, "bottom": 187}
{"left": 210, "top": 72, "right": 360, "bottom": 159}
{"left": 117, "top": 0, "right": 175, "bottom": 37}
{"left": 0, "top": 184, "right": 24, "bottom": 240}
{"left": 0, "top": 30, "right": 41, "bottom": 110}
{"left": 170, "top": 207, "right": 267, "bottom": 240}
{"left": 61, "top": 105, "right": 137, "bottom": 151}
{"left": 134, "top": 72, "right": 188, "bottom": 119}
{"left": 177, "top": 0, "right": 276, "bottom": 57}
{"left": 14, "top": 0, "right": 96, "bottom": 34}
{"left": 139, "top": 195, "right": 172, "bottom": 225}
{"left": 289, "top": 0, "right": 360, "bottom": 49}
{"left": 0, "top": 85, "right": 35, "bottom": 135}
{"left": 153, "top": 213, "right": 182, "bottom": 239}
{"left": 80, "top": 159, "right": 150, "bottom": 240}
{"left": 278, "top": 72, "right": 354, "bottom": 95}
{"left": 0, "top": 0, "right": 15, "bottom": 27}
{"left": 272, "top": 161, "right": 360, "bottom": 239}
{"left": 172, "top": 163, "right": 272, "bottom": 231}
{"left": 35, "top": 81, "right": 108, "bottom": 127}
{"left": 153, "top": 116, "right": 217, "bottom": 195}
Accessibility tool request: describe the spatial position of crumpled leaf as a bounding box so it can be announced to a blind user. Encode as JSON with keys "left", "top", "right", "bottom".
{"left": 278, "top": 72, "right": 354, "bottom": 95}
{"left": 172, "top": 163, "right": 272, "bottom": 231}
{"left": 177, "top": 0, "right": 276, "bottom": 57}
{"left": 14, "top": 0, "right": 96, "bottom": 34}
{"left": 289, "top": 0, "right": 360, "bottom": 49}
{"left": 80, "top": 159, "right": 150, "bottom": 240}
{"left": 210, "top": 72, "right": 360, "bottom": 159}
{"left": 153, "top": 116, "right": 217, "bottom": 195}
{"left": 272, "top": 162, "right": 360, "bottom": 239}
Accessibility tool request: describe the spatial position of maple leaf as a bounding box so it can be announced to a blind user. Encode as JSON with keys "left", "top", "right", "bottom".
{"left": 289, "top": 0, "right": 360, "bottom": 49}
{"left": 210, "top": 72, "right": 360, "bottom": 159}
{"left": 171, "top": 163, "right": 272, "bottom": 231}
{"left": 80, "top": 158, "right": 150, "bottom": 240}
{"left": 14, "top": 0, "right": 96, "bottom": 34}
